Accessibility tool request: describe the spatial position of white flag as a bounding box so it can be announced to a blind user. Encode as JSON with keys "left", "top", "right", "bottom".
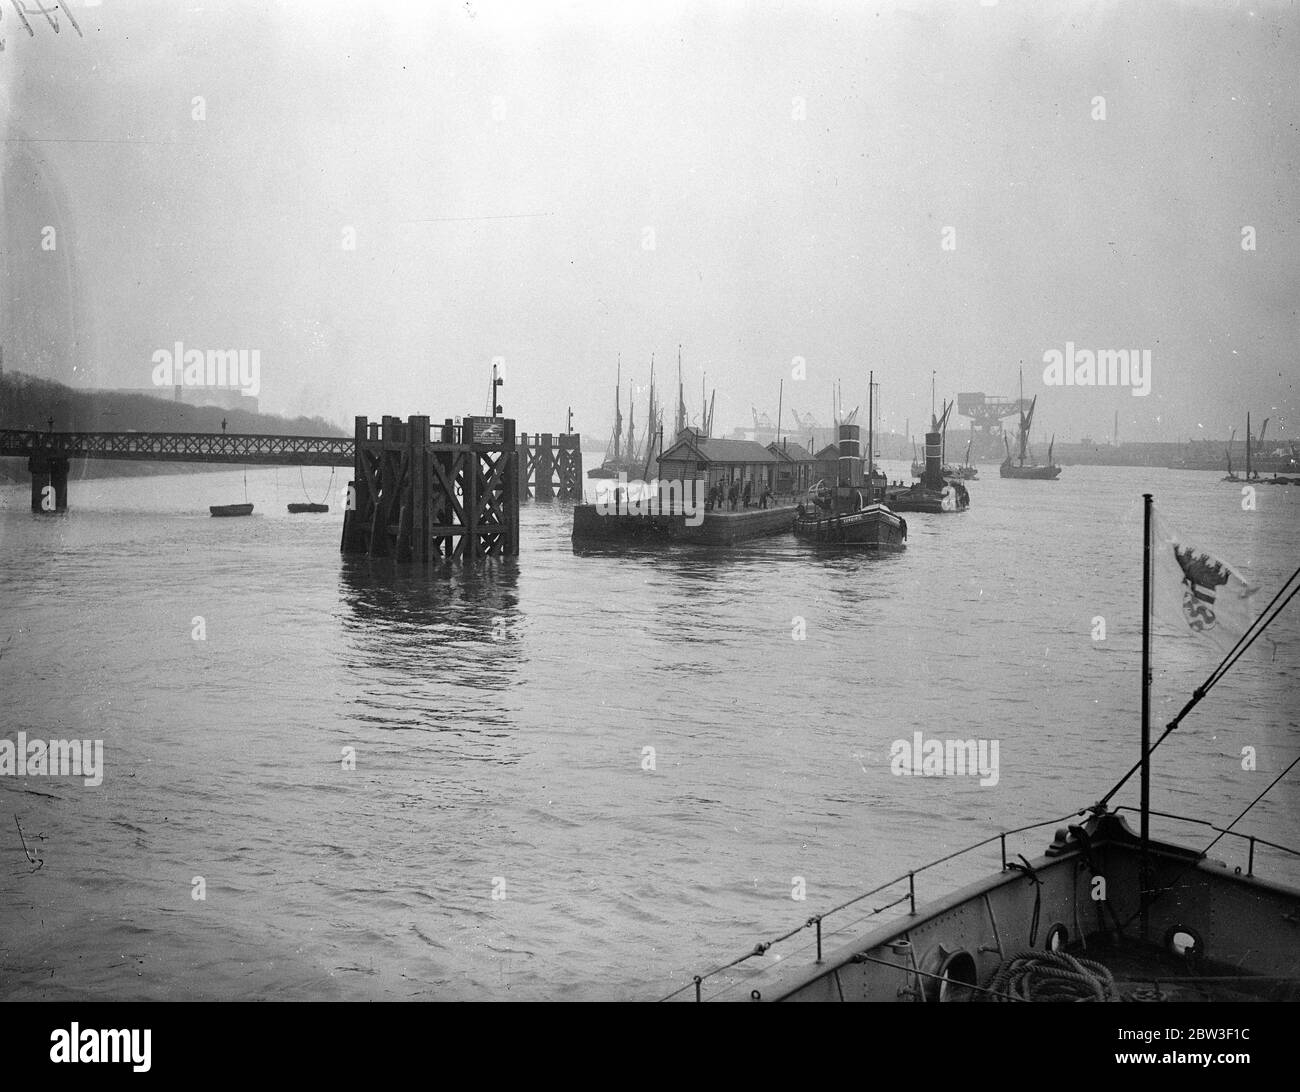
{"left": 1151, "top": 511, "right": 1260, "bottom": 655}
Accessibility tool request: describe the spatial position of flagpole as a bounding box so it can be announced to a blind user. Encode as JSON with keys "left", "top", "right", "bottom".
{"left": 1141, "top": 492, "right": 1153, "bottom": 942}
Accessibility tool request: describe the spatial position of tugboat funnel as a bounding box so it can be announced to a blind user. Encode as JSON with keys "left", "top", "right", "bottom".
{"left": 922, "top": 429, "right": 944, "bottom": 491}
{"left": 837, "top": 423, "right": 863, "bottom": 488}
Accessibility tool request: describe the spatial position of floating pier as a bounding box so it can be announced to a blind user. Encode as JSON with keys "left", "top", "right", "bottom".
{"left": 341, "top": 415, "right": 519, "bottom": 560}
{"left": 572, "top": 497, "right": 796, "bottom": 547}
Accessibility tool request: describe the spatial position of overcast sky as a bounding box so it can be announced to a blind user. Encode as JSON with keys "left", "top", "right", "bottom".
{"left": 3, "top": 0, "right": 1297, "bottom": 444}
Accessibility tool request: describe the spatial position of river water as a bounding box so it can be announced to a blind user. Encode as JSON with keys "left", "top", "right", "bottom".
{"left": 1, "top": 463, "right": 1296, "bottom": 1000}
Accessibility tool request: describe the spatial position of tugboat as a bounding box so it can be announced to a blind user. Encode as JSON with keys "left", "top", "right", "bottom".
{"left": 794, "top": 478, "right": 907, "bottom": 548}
{"left": 794, "top": 373, "right": 906, "bottom": 550}
{"left": 1000, "top": 368, "right": 1061, "bottom": 480}
{"left": 885, "top": 415, "right": 970, "bottom": 514}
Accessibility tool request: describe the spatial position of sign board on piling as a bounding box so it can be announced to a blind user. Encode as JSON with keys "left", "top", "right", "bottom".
{"left": 473, "top": 419, "right": 506, "bottom": 445}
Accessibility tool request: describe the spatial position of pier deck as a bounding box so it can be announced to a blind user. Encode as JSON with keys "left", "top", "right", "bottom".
{"left": 572, "top": 503, "right": 796, "bottom": 547}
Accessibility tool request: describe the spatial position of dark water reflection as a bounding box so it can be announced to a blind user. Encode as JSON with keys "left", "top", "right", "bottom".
{"left": 339, "top": 556, "right": 522, "bottom": 696}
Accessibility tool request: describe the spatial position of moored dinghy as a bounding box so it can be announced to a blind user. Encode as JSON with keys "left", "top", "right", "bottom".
{"left": 211, "top": 468, "right": 253, "bottom": 516}
{"left": 290, "top": 468, "right": 333, "bottom": 512}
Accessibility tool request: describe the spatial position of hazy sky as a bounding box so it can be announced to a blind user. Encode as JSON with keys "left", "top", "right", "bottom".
{"left": 3, "top": 0, "right": 1297, "bottom": 444}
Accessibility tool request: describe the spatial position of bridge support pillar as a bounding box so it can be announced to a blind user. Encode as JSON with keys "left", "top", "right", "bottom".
{"left": 28, "top": 455, "right": 69, "bottom": 513}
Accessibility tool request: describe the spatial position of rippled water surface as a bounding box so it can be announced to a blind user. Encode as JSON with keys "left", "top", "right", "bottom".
{"left": 1, "top": 464, "right": 1297, "bottom": 1000}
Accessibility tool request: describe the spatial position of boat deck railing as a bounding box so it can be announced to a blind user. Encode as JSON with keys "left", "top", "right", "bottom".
{"left": 658, "top": 810, "right": 1086, "bottom": 1002}
{"left": 1114, "top": 805, "right": 1300, "bottom": 877}
{"left": 659, "top": 807, "right": 1300, "bottom": 1002}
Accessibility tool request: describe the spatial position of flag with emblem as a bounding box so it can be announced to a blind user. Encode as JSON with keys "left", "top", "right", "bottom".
{"left": 1151, "top": 511, "right": 1259, "bottom": 655}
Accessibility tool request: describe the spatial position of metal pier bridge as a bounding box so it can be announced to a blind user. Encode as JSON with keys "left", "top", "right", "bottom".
{"left": 0, "top": 429, "right": 354, "bottom": 468}
{"left": 2, "top": 423, "right": 582, "bottom": 557}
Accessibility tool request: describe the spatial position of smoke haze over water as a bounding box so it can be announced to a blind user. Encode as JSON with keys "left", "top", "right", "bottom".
{"left": 3, "top": 1, "right": 1297, "bottom": 443}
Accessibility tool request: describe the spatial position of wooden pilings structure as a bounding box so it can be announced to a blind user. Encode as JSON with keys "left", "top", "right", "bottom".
{"left": 519, "top": 432, "right": 582, "bottom": 499}
{"left": 341, "top": 415, "right": 520, "bottom": 560}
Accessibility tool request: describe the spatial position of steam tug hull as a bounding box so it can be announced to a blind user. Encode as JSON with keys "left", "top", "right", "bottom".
{"left": 793, "top": 503, "right": 906, "bottom": 549}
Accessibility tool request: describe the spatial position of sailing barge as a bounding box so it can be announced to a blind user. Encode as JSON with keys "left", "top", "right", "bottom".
{"left": 588, "top": 350, "right": 681, "bottom": 481}
{"left": 587, "top": 356, "right": 640, "bottom": 480}
{"left": 1000, "top": 368, "right": 1061, "bottom": 480}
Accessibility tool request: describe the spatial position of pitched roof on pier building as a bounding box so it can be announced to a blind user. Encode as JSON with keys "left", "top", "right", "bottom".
{"left": 766, "top": 440, "right": 815, "bottom": 463}
{"left": 657, "top": 435, "right": 779, "bottom": 485}
{"left": 658, "top": 435, "right": 779, "bottom": 467}
{"left": 813, "top": 443, "right": 842, "bottom": 480}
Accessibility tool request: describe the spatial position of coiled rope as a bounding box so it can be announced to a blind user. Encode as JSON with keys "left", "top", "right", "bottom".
{"left": 984, "top": 949, "right": 1116, "bottom": 1003}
